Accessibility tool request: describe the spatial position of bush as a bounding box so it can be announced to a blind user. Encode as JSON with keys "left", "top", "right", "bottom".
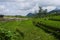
{"left": 0, "top": 28, "right": 12, "bottom": 40}
{"left": 0, "top": 28, "right": 21, "bottom": 40}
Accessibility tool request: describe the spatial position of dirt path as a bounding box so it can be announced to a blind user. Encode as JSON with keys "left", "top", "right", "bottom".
{"left": 3, "top": 17, "right": 29, "bottom": 21}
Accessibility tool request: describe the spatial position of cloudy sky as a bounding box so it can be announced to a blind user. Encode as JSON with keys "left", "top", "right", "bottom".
{"left": 0, "top": 0, "right": 60, "bottom": 16}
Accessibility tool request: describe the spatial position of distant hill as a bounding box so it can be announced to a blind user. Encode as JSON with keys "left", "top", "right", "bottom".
{"left": 49, "top": 8, "right": 60, "bottom": 13}
{"left": 26, "top": 13, "right": 35, "bottom": 17}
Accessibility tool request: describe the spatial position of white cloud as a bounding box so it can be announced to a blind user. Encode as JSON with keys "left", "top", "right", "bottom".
{"left": 0, "top": 5, "right": 5, "bottom": 10}
{"left": 42, "top": 6, "right": 56, "bottom": 12}
{"left": 0, "top": 5, "right": 6, "bottom": 14}
{"left": 0, "top": 0, "right": 60, "bottom": 16}
{"left": 16, "top": 0, "right": 25, "bottom": 1}
{"left": 0, "top": 0, "right": 40, "bottom": 16}
{"left": 40, "top": 0, "right": 60, "bottom": 6}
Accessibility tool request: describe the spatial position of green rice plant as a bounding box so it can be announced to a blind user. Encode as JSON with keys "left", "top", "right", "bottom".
{"left": 33, "top": 18, "right": 60, "bottom": 40}
{"left": 48, "top": 15, "right": 60, "bottom": 21}
{"left": 0, "top": 20, "right": 58, "bottom": 40}
{"left": 34, "top": 18, "right": 60, "bottom": 30}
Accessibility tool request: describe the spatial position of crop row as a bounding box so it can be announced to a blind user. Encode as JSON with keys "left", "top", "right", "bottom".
{"left": 33, "top": 18, "right": 60, "bottom": 40}
{"left": 35, "top": 18, "right": 60, "bottom": 30}
{"left": 48, "top": 15, "right": 60, "bottom": 21}
{"left": 0, "top": 20, "right": 57, "bottom": 40}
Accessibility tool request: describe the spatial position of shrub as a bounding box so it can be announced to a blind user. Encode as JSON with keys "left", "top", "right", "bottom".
{"left": 0, "top": 28, "right": 21, "bottom": 40}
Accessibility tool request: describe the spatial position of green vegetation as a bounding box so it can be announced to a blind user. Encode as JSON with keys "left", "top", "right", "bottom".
{"left": 0, "top": 6, "right": 60, "bottom": 40}
{"left": 4, "top": 15, "right": 27, "bottom": 18}
{"left": 48, "top": 15, "right": 60, "bottom": 21}
{"left": 33, "top": 15, "right": 60, "bottom": 40}
{"left": 34, "top": 18, "right": 60, "bottom": 29}
{"left": 0, "top": 19, "right": 57, "bottom": 40}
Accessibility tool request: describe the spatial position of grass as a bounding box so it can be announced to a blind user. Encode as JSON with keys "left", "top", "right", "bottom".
{"left": 47, "top": 15, "right": 60, "bottom": 21}
{"left": 33, "top": 15, "right": 60, "bottom": 40}
{"left": 37, "top": 19, "right": 60, "bottom": 29}
{"left": 0, "top": 20, "right": 57, "bottom": 40}
{"left": 49, "top": 15, "right": 60, "bottom": 19}
{"left": 34, "top": 15, "right": 60, "bottom": 30}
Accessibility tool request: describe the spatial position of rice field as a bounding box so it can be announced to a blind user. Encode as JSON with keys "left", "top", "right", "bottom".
{"left": 33, "top": 15, "right": 60, "bottom": 40}
{"left": 0, "top": 15, "right": 60, "bottom": 40}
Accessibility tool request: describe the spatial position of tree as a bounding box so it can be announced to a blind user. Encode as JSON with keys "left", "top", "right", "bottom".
{"left": 43, "top": 9, "right": 48, "bottom": 16}
{"left": 0, "top": 15, "right": 4, "bottom": 18}
{"left": 36, "top": 7, "right": 44, "bottom": 17}
{"left": 35, "top": 7, "right": 48, "bottom": 18}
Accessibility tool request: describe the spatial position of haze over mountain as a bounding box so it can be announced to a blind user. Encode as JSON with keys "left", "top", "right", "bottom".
{"left": 49, "top": 7, "right": 60, "bottom": 13}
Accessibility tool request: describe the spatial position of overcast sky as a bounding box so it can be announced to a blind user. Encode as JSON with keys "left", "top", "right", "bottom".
{"left": 0, "top": 0, "right": 60, "bottom": 16}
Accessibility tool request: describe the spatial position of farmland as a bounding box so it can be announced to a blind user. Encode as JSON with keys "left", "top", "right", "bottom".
{"left": 0, "top": 15, "right": 60, "bottom": 40}
{"left": 33, "top": 15, "right": 60, "bottom": 40}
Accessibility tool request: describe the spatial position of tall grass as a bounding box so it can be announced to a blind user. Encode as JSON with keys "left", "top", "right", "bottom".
{"left": 0, "top": 20, "right": 57, "bottom": 40}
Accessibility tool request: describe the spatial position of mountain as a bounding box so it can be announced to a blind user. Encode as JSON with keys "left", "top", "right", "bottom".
{"left": 26, "top": 13, "right": 35, "bottom": 17}
{"left": 49, "top": 8, "right": 60, "bottom": 13}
